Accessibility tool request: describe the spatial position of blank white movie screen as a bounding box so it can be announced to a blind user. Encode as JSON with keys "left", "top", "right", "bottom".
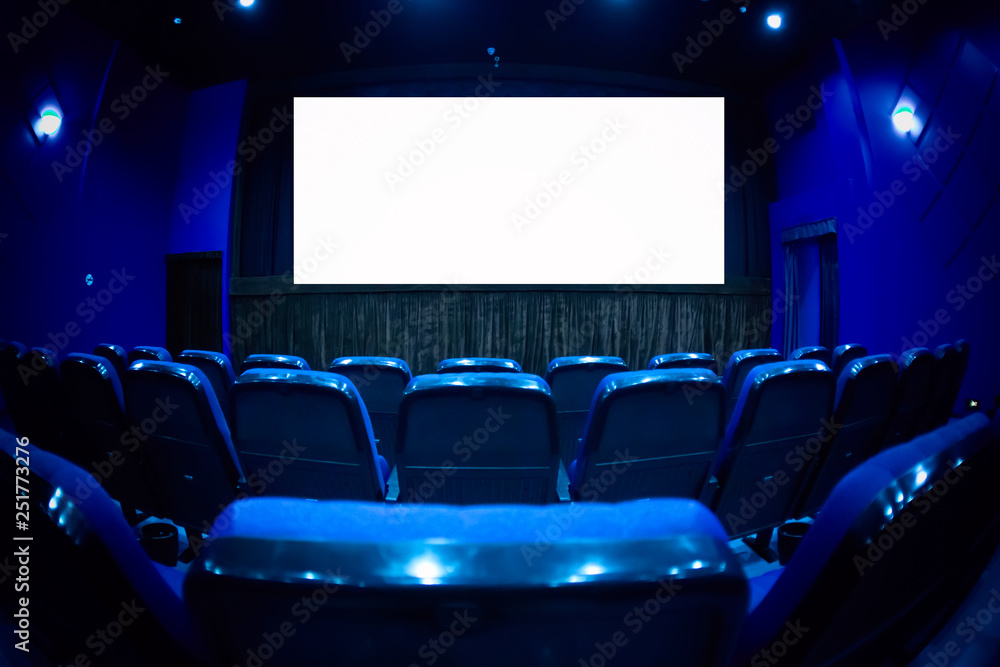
{"left": 294, "top": 96, "right": 724, "bottom": 285}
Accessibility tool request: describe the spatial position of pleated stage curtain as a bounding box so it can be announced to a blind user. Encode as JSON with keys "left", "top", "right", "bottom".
{"left": 229, "top": 287, "right": 773, "bottom": 375}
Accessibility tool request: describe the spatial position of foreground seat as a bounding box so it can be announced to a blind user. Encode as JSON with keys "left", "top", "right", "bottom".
{"left": 544, "top": 356, "right": 628, "bottom": 467}
{"left": 94, "top": 343, "right": 129, "bottom": 381}
{"left": 128, "top": 345, "right": 173, "bottom": 365}
{"left": 734, "top": 414, "right": 999, "bottom": 666}
{"left": 880, "top": 348, "right": 934, "bottom": 451}
{"left": 230, "top": 369, "right": 388, "bottom": 501}
{"left": 185, "top": 497, "right": 748, "bottom": 667}
{"left": 124, "top": 361, "right": 243, "bottom": 540}
{"left": 710, "top": 361, "right": 835, "bottom": 560}
{"left": 396, "top": 373, "right": 560, "bottom": 504}
{"left": 571, "top": 369, "right": 724, "bottom": 502}
{"left": 241, "top": 353, "right": 310, "bottom": 372}
{"left": 830, "top": 343, "right": 867, "bottom": 379}
{"left": 436, "top": 357, "right": 522, "bottom": 373}
{"left": 177, "top": 350, "right": 236, "bottom": 418}
{"left": 329, "top": 356, "right": 412, "bottom": 470}
{"left": 647, "top": 352, "right": 718, "bottom": 373}
{"left": 0, "top": 431, "right": 206, "bottom": 666}
{"left": 790, "top": 346, "right": 831, "bottom": 366}
{"left": 791, "top": 355, "right": 897, "bottom": 519}
{"left": 59, "top": 353, "right": 164, "bottom": 519}
{"left": 721, "top": 349, "right": 782, "bottom": 419}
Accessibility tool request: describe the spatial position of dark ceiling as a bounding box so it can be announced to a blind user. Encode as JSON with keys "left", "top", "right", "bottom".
{"left": 37, "top": 0, "right": 990, "bottom": 92}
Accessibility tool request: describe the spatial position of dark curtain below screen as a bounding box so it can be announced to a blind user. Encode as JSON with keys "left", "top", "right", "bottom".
{"left": 229, "top": 289, "right": 772, "bottom": 376}
{"left": 166, "top": 252, "right": 223, "bottom": 357}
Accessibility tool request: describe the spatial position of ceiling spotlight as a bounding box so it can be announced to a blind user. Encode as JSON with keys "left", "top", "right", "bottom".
{"left": 239, "top": 0, "right": 254, "bottom": 7}
{"left": 739, "top": 6, "right": 747, "bottom": 12}
{"left": 38, "top": 109, "right": 61, "bottom": 136}
{"left": 766, "top": 13, "right": 782, "bottom": 29}
{"left": 173, "top": 17, "right": 182, "bottom": 24}
{"left": 892, "top": 107, "right": 915, "bottom": 133}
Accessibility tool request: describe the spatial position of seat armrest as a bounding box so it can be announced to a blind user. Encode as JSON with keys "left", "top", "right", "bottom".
{"left": 556, "top": 460, "right": 571, "bottom": 503}
{"left": 385, "top": 466, "right": 399, "bottom": 503}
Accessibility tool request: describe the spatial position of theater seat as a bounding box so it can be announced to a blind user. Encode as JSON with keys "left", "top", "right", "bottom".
{"left": 830, "top": 343, "right": 867, "bottom": 379}
{"left": 128, "top": 345, "right": 173, "bottom": 365}
{"left": 920, "top": 343, "right": 964, "bottom": 433}
{"left": 544, "top": 356, "right": 628, "bottom": 467}
{"left": 177, "top": 350, "right": 236, "bottom": 418}
{"left": 59, "top": 353, "right": 164, "bottom": 519}
{"left": 791, "top": 355, "right": 897, "bottom": 519}
{"left": 329, "top": 356, "right": 412, "bottom": 470}
{"left": 94, "top": 343, "right": 129, "bottom": 380}
{"left": 15, "top": 347, "right": 67, "bottom": 456}
{"left": 790, "top": 346, "right": 831, "bottom": 366}
{"left": 185, "top": 497, "right": 749, "bottom": 667}
{"left": 734, "top": 414, "right": 999, "bottom": 666}
{"left": 396, "top": 373, "right": 560, "bottom": 504}
{"left": 710, "top": 360, "right": 835, "bottom": 560}
{"left": 124, "top": 361, "right": 243, "bottom": 541}
{"left": 647, "top": 352, "right": 719, "bottom": 373}
{"left": 230, "top": 369, "right": 388, "bottom": 501}
{"left": 0, "top": 341, "right": 29, "bottom": 433}
{"left": 241, "top": 353, "right": 310, "bottom": 372}
{"left": 571, "top": 369, "right": 724, "bottom": 502}
{"left": 436, "top": 357, "right": 522, "bottom": 373}
{"left": 721, "top": 349, "right": 782, "bottom": 419}
{"left": 0, "top": 431, "right": 206, "bottom": 666}
{"left": 880, "top": 347, "right": 934, "bottom": 451}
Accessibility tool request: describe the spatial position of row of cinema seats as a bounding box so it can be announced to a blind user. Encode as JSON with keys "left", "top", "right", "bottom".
{"left": 2, "top": 412, "right": 998, "bottom": 665}
{"left": 0, "top": 339, "right": 971, "bottom": 563}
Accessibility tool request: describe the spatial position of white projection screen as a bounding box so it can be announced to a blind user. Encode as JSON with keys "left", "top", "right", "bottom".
{"left": 294, "top": 96, "right": 724, "bottom": 285}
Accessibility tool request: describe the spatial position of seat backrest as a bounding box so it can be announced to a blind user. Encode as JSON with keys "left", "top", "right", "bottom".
{"left": 831, "top": 343, "right": 868, "bottom": 379}
{"left": 572, "top": 369, "right": 725, "bottom": 502}
{"left": 230, "top": 369, "right": 387, "bottom": 501}
{"left": 0, "top": 431, "right": 205, "bottom": 665}
{"left": 123, "top": 361, "right": 242, "bottom": 531}
{"left": 721, "top": 349, "right": 782, "bottom": 419}
{"left": 397, "top": 373, "right": 559, "bottom": 504}
{"left": 0, "top": 342, "right": 33, "bottom": 443}
{"left": 240, "top": 353, "right": 310, "bottom": 372}
{"left": 177, "top": 350, "right": 236, "bottom": 417}
{"left": 790, "top": 346, "right": 831, "bottom": 366}
{"left": 185, "top": 497, "right": 749, "bottom": 667}
{"left": 544, "top": 356, "right": 629, "bottom": 467}
{"left": 734, "top": 414, "right": 998, "bottom": 666}
{"left": 128, "top": 345, "right": 173, "bottom": 365}
{"left": 647, "top": 352, "right": 719, "bottom": 373}
{"left": 881, "top": 347, "right": 935, "bottom": 450}
{"left": 791, "top": 355, "right": 898, "bottom": 518}
{"left": 15, "top": 347, "right": 66, "bottom": 455}
{"left": 713, "top": 361, "right": 835, "bottom": 538}
{"left": 94, "top": 343, "right": 128, "bottom": 381}
{"left": 920, "top": 343, "right": 963, "bottom": 433}
{"left": 329, "top": 356, "right": 412, "bottom": 470}
{"left": 59, "top": 353, "right": 163, "bottom": 516}
{"left": 436, "top": 357, "right": 522, "bottom": 373}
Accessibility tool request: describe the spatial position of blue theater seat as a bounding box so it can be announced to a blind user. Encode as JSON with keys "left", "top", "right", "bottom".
{"left": 124, "top": 361, "right": 243, "bottom": 539}
{"left": 230, "top": 369, "right": 388, "bottom": 501}
{"left": 710, "top": 361, "right": 835, "bottom": 560}
{"left": 721, "top": 349, "right": 782, "bottom": 419}
{"left": 0, "top": 430, "right": 206, "bottom": 665}
{"left": 880, "top": 347, "right": 935, "bottom": 451}
{"left": 240, "top": 353, "right": 310, "bottom": 372}
{"left": 94, "top": 342, "right": 129, "bottom": 381}
{"left": 329, "top": 356, "right": 412, "bottom": 470}
{"left": 734, "top": 414, "right": 999, "bottom": 666}
{"left": 14, "top": 347, "right": 67, "bottom": 456}
{"left": 59, "top": 353, "right": 164, "bottom": 519}
{"left": 0, "top": 342, "right": 34, "bottom": 444}
{"left": 791, "top": 355, "right": 898, "bottom": 519}
{"left": 920, "top": 343, "right": 964, "bottom": 433}
{"left": 184, "top": 497, "right": 748, "bottom": 666}
{"left": 544, "top": 355, "right": 628, "bottom": 467}
{"left": 178, "top": 350, "right": 236, "bottom": 418}
{"left": 830, "top": 343, "right": 867, "bottom": 379}
{"left": 789, "top": 345, "right": 832, "bottom": 366}
{"left": 396, "top": 373, "right": 560, "bottom": 504}
{"left": 647, "top": 352, "right": 719, "bottom": 373}
{"left": 436, "top": 357, "right": 522, "bottom": 373}
{"left": 571, "top": 369, "right": 724, "bottom": 502}
{"left": 128, "top": 345, "right": 173, "bottom": 365}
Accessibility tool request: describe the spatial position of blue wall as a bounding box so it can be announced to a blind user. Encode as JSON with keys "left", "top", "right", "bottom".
{"left": 768, "top": 20, "right": 1000, "bottom": 410}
